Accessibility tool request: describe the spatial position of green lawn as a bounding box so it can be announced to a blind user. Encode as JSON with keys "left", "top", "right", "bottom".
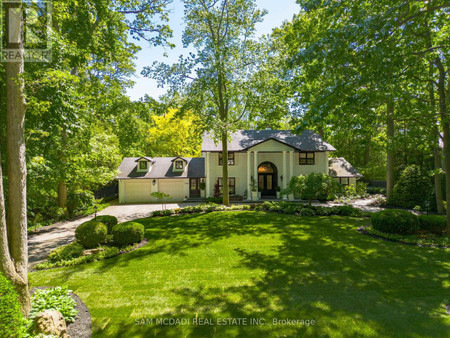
{"left": 31, "top": 212, "right": 450, "bottom": 337}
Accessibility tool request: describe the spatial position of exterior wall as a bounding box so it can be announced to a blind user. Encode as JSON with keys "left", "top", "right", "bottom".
{"left": 204, "top": 145, "right": 329, "bottom": 198}
{"left": 292, "top": 151, "right": 329, "bottom": 177}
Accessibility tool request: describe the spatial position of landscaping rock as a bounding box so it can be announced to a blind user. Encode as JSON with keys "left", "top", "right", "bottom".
{"left": 33, "top": 309, "right": 70, "bottom": 337}
{"left": 82, "top": 248, "right": 104, "bottom": 256}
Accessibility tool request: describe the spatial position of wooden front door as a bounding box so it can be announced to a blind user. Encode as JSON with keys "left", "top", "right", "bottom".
{"left": 190, "top": 179, "right": 201, "bottom": 197}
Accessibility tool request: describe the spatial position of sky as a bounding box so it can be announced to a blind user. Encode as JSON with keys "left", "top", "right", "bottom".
{"left": 126, "top": 0, "right": 300, "bottom": 101}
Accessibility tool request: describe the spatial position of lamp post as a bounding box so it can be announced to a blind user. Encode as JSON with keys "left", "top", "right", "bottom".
{"left": 94, "top": 206, "right": 98, "bottom": 220}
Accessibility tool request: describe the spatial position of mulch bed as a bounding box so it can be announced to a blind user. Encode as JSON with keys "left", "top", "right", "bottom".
{"left": 357, "top": 226, "right": 449, "bottom": 249}
{"left": 30, "top": 287, "right": 91, "bottom": 337}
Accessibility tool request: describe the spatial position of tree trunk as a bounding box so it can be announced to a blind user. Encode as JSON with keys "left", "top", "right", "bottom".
{"left": 57, "top": 181, "right": 67, "bottom": 209}
{"left": 434, "top": 57, "right": 450, "bottom": 233}
{"left": 386, "top": 101, "right": 395, "bottom": 202}
{"left": 221, "top": 131, "right": 230, "bottom": 206}
{"left": 2, "top": 2, "right": 31, "bottom": 314}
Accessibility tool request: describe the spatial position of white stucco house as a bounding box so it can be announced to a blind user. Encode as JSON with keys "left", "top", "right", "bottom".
{"left": 117, "top": 130, "right": 362, "bottom": 203}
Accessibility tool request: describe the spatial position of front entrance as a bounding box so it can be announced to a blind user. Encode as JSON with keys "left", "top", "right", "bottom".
{"left": 258, "top": 162, "right": 278, "bottom": 197}
{"left": 190, "top": 178, "right": 201, "bottom": 197}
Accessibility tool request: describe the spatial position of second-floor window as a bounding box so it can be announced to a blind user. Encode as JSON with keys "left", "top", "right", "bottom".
{"left": 175, "top": 160, "right": 184, "bottom": 169}
{"left": 299, "top": 152, "right": 315, "bottom": 165}
{"left": 219, "top": 152, "right": 235, "bottom": 166}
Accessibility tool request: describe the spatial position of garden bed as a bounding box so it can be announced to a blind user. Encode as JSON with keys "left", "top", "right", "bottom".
{"left": 358, "top": 225, "right": 449, "bottom": 248}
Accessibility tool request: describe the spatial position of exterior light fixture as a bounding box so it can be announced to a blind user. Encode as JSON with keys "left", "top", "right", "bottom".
{"left": 94, "top": 206, "right": 98, "bottom": 220}
{"left": 281, "top": 175, "right": 283, "bottom": 182}
{"left": 152, "top": 179, "right": 156, "bottom": 185}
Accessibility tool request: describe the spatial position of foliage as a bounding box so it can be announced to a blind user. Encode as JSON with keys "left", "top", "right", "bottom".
{"left": 147, "top": 109, "right": 203, "bottom": 157}
{"left": 366, "top": 227, "right": 449, "bottom": 248}
{"left": 391, "top": 166, "right": 433, "bottom": 209}
{"left": 289, "top": 173, "right": 338, "bottom": 204}
{"left": 95, "top": 215, "right": 119, "bottom": 234}
{"left": 0, "top": 273, "right": 28, "bottom": 337}
{"left": 151, "top": 192, "right": 171, "bottom": 200}
{"left": 112, "top": 222, "right": 145, "bottom": 247}
{"left": 371, "top": 210, "right": 419, "bottom": 235}
{"left": 418, "top": 215, "right": 447, "bottom": 236}
{"left": 34, "top": 245, "right": 138, "bottom": 270}
{"left": 30, "top": 287, "right": 78, "bottom": 323}
{"left": 67, "top": 190, "right": 96, "bottom": 217}
{"left": 31, "top": 212, "right": 450, "bottom": 336}
{"left": 75, "top": 220, "right": 108, "bottom": 249}
{"left": 48, "top": 242, "right": 84, "bottom": 263}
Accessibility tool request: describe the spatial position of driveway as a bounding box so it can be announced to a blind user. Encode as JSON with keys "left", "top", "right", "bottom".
{"left": 28, "top": 203, "right": 200, "bottom": 269}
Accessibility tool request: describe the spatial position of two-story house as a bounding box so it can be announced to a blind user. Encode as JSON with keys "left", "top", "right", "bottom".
{"left": 116, "top": 130, "right": 362, "bottom": 203}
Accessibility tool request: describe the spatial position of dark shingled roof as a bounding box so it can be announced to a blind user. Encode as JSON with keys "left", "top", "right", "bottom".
{"left": 329, "top": 157, "right": 363, "bottom": 178}
{"left": 201, "top": 130, "right": 336, "bottom": 152}
{"left": 117, "top": 157, "right": 205, "bottom": 179}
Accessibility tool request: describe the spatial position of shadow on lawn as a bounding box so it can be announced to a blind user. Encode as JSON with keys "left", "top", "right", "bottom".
{"left": 96, "top": 213, "right": 449, "bottom": 337}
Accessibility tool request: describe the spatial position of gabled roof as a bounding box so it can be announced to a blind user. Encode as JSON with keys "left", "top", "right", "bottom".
{"left": 117, "top": 157, "right": 205, "bottom": 179}
{"left": 201, "top": 130, "right": 336, "bottom": 152}
{"left": 329, "top": 157, "right": 363, "bottom": 178}
{"left": 135, "top": 156, "right": 154, "bottom": 163}
{"left": 171, "top": 157, "right": 188, "bottom": 163}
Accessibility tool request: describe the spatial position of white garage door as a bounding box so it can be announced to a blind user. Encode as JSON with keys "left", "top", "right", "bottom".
{"left": 158, "top": 179, "right": 186, "bottom": 201}
{"left": 124, "top": 180, "right": 152, "bottom": 203}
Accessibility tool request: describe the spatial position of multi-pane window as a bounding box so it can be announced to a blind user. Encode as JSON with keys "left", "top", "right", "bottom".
{"left": 299, "top": 152, "right": 315, "bottom": 165}
{"left": 175, "top": 161, "right": 184, "bottom": 169}
{"left": 218, "top": 152, "right": 235, "bottom": 166}
{"left": 218, "top": 177, "right": 236, "bottom": 195}
{"left": 139, "top": 161, "right": 148, "bottom": 170}
{"left": 339, "top": 177, "right": 349, "bottom": 185}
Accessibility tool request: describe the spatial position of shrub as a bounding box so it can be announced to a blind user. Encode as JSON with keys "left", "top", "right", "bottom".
{"left": 418, "top": 215, "right": 447, "bottom": 235}
{"left": 289, "top": 173, "right": 339, "bottom": 205}
{"left": 30, "top": 287, "right": 78, "bottom": 323}
{"left": 0, "top": 273, "right": 28, "bottom": 337}
{"left": 332, "top": 205, "right": 362, "bottom": 216}
{"left": 95, "top": 215, "right": 118, "bottom": 233}
{"left": 112, "top": 222, "right": 145, "bottom": 246}
{"left": 371, "top": 209, "right": 419, "bottom": 235}
{"left": 67, "top": 190, "right": 96, "bottom": 216}
{"left": 391, "top": 165, "right": 432, "bottom": 209}
{"left": 48, "top": 242, "right": 84, "bottom": 263}
{"left": 75, "top": 220, "right": 108, "bottom": 249}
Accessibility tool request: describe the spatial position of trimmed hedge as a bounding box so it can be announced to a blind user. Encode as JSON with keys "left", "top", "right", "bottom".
{"left": 418, "top": 215, "right": 447, "bottom": 235}
{"left": 112, "top": 222, "right": 145, "bottom": 247}
{"left": 95, "top": 215, "right": 118, "bottom": 233}
{"left": 75, "top": 220, "right": 108, "bottom": 249}
{"left": 371, "top": 209, "right": 419, "bottom": 235}
{"left": 48, "top": 241, "right": 84, "bottom": 262}
{"left": 0, "top": 273, "right": 27, "bottom": 338}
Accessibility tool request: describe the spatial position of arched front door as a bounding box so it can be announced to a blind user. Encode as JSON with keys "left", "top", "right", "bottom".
{"left": 258, "top": 162, "right": 278, "bottom": 197}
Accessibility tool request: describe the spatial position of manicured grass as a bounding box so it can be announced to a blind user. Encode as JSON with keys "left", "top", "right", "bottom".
{"left": 31, "top": 212, "right": 450, "bottom": 337}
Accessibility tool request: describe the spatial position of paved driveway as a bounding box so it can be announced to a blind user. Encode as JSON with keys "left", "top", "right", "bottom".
{"left": 28, "top": 203, "right": 199, "bottom": 269}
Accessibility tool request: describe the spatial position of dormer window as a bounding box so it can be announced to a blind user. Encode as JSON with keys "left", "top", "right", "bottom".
{"left": 172, "top": 157, "right": 187, "bottom": 172}
{"left": 135, "top": 157, "right": 153, "bottom": 173}
{"left": 175, "top": 160, "right": 184, "bottom": 170}
{"left": 139, "top": 161, "right": 148, "bottom": 170}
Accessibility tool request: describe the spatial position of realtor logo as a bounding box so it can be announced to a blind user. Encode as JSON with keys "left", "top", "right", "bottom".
{"left": 1, "top": 0, "right": 52, "bottom": 62}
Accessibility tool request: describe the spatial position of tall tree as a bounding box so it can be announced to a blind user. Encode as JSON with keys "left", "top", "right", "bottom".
{"left": 0, "top": 2, "right": 31, "bottom": 313}
{"left": 146, "top": 0, "right": 266, "bottom": 206}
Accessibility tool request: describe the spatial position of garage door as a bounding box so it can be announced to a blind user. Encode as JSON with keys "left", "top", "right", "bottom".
{"left": 124, "top": 180, "right": 152, "bottom": 203}
{"left": 158, "top": 179, "right": 186, "bottom": 201}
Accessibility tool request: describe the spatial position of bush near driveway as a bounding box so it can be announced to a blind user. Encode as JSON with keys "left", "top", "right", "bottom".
{"left": 48, "top": 242, "right": 84, "bottom": 263}
{"left": 371, "top": 209, "right": 419, "bottom": 235}
{"left": 75, "top": 220, "right": 108, "bottom": 249}
{"left": 95, "top": 215, "right": 118, "bottom": 233}
{"left": 112, "top": 221, "right": 145, "bottom": 247}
